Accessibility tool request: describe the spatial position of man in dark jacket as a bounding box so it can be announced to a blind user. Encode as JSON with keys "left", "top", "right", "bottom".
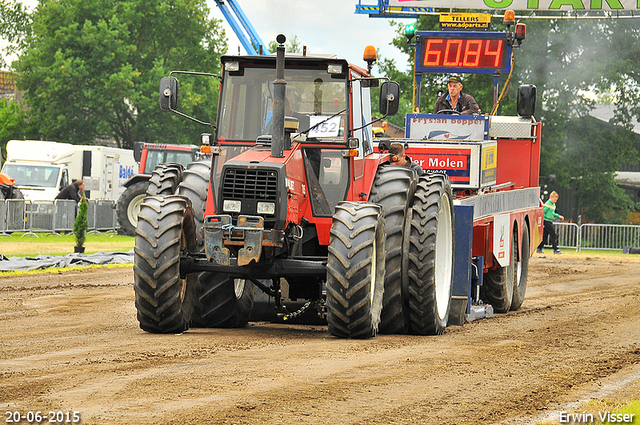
{"left": 389, "top": 142, "right": 424, "bottom": 176}
{"left": 55, "top": 179, "right": 85, "bottom": 203}
{"left": 434, "top": 75, "right": 481, "bottom": 115}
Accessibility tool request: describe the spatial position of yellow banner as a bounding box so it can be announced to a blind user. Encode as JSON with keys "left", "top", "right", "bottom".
{"left": 440, "top": 13, "right": 492, "bottom": 30}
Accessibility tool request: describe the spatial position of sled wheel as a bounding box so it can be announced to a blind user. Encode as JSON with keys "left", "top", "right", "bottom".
{"left": 510, "top": 223, "right": 530, "bottom": 311}
{"left": 482, "top": 226, "right": 516, "bottom": 313}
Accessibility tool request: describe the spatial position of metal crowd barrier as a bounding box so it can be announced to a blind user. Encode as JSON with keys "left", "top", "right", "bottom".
{"left": 5, "top": 199, "right": 27, "bottom": 233}
{"left": 0, "top": 200, "right": 7, "bottom": 235}
{"left": 556, "top": 222, "right": 580, "bottom": 251}
{"left": 2, "top": 199, "right": 639, "bottom": 250}
{"left": 579, "top": 223, "right": 640, "bottom": 252}
{"left": 0, "top": 199, "right": 119, "bottom": 236}
{"left": 541, "top": 221, "right": 640, "bottom": 252}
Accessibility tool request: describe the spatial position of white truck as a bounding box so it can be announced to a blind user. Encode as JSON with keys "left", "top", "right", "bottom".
{"left": 0, "top": 140, "right": 137, "bottom": 201}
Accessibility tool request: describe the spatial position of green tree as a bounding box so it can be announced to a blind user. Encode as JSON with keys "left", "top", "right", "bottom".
{"left": 73, "top": 196, "right": 88, "bottom": 249}
{"left": 0, "top": 98, "right": 38, "bottom": 159}
{"left": 14, "top": 0, "right": 227, "bottom": 149}
{"left": 0, "top": 0, "right": 31, "bottom": 69}
{"left": 515, "top": 18, "right": 639, "bottom": 222}
{"left": 268, "top": 34, "right": 303, "bottom": 54}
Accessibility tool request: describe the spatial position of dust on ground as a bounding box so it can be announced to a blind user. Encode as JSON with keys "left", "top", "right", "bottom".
{"left": 1, "top": 253, "right": 639, "bottom": 424}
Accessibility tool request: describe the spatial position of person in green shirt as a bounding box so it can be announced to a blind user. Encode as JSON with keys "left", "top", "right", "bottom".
{"left": 537, "top": 191, "right": 564, "bottom": 254}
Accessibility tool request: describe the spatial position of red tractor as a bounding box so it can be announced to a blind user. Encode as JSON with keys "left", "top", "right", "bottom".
{"left": 116, "top": 142, "right": 203, "bottom": 235}
{"left": 134, "top": 35, "right": 456, "bottom": 338}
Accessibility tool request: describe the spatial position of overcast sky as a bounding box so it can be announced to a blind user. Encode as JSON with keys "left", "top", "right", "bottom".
{"left": 12, "top": 0, "right": 412, "bottom": 71}
{"left": 207, "top": 0, "right": 413, "bottom": 71}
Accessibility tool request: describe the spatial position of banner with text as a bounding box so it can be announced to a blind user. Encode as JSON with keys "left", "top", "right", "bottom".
{"left": 390, "top": 0, "right": 640, "bottom": 11}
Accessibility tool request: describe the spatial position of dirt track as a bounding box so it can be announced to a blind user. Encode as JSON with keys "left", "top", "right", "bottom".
{"left": 1, "top": 254, "right": 640, "bottom": 425}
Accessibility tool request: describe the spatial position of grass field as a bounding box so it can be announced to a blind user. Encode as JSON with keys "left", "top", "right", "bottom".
{"left": 0, "top": 232, "right": 135, "bottom": 257}
{"left": 1, "top": 231, "right": 636, "bottom": 259}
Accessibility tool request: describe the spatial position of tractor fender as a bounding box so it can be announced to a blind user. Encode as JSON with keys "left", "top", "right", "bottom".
{"left": 123, "top": 174, "right": 151, "bottom": 188}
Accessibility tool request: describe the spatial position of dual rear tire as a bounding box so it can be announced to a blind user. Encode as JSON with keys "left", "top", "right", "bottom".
{"left": 407, "top": 174, "right": 454, "bottom": 335}
{"left": 326, "top": 170, "right": 455, "bottom": 337}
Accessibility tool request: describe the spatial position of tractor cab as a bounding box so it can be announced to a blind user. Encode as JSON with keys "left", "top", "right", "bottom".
{"left": 161, "top": 40, "right": 400, "bottom": 234}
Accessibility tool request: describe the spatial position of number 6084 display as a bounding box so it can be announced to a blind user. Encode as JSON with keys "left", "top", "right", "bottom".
{"left": 415, "top": 32, "right": 512, "bottom": 74}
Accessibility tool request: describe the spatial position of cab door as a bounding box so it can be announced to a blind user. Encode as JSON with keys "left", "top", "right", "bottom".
{"left": 350, "top": 75, "right": 374, "bottom": 180}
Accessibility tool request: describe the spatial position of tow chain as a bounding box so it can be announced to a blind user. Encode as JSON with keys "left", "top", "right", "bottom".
{"left": 282, "top": 301, "right": 311, "bottom": 321}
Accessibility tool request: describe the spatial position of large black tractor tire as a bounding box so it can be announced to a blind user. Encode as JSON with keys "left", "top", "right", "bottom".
{"left": 326, "top": 201, "right": 386, "bottom": 339}
{"left": 195, "top": 273, "right": 255, "bottom": 328}
{"left": 176, "top": 160, "right": 211, "bottom": 251}
{"left": 116, "top": 181, "right": 149, "bottom": 236}
{"left": 510, "top": 223, "right": 530, "bottom": 311}
{"left": 146, "top": 163, "right": 184, "bottom": 196}
{"left": 133, "top": 195, "right": 197, "bottom": 333}
{"left": 481, "top": 225, "right": 516, "bottom": 313}
{"left": 368, "top": 166, "right": 417, "bottom": 334}
{"left": 407, "top": 174, "right": 455, "bottom": 335}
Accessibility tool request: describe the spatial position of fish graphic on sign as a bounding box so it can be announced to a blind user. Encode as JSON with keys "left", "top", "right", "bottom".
{"left": 427, "top": 130, "right": 471, "bottom": 140}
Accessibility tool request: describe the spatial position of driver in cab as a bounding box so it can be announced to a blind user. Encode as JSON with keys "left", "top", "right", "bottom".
{"left": 433, "top": 75, "right": 481, "bottom": 115}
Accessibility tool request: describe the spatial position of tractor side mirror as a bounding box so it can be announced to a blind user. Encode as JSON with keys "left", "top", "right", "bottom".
{"left": 379, "top": 81, "right": 400, "bottom": 117}
{"left": 159, "top": 76, "right": 179, "bottom": 111}
{"left": 517, "top": 84, "right": 536, "bottom": 117}
{"left": 133, "top": 141, "right": 144, "bottom": 163}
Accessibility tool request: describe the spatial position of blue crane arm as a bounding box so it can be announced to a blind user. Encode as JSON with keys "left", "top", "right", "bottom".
{"left": 214, "top": 0, "right": 270, "bottom": 55}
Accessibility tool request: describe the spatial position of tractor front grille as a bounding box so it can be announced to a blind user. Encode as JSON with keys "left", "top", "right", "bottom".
{"left": 222, "top": 168, "right": 278, "bottom": 202}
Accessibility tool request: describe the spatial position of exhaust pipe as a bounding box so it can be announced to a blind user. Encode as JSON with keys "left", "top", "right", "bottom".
{"left": 271, "top": 34, "right": 287, "bottom": 158}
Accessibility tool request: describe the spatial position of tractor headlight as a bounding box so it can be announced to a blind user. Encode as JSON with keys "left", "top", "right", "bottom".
{"left": 223, "top": 200, "right": 241, "bottom": 213}
{"left": 225, "top": 61, "right": 240, "bottom": 72}
{"left": 257, "top": 202, "right": 275, "bottom": 215}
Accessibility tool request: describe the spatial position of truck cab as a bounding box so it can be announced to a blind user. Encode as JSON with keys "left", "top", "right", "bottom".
{"left": 1, "top": 141, "right": 75, "bottom": 201}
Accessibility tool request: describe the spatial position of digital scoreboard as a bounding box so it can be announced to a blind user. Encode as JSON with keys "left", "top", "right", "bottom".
{"left": 415, "top": 31, "right": 512, "bottom": 75}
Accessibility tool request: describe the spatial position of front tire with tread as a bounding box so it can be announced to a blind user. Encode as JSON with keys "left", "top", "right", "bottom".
{"left": 133, "top": 195, "right": 196, "bottom": 333}
{"left": 176, "top": 160, "right": 211, "bottom": 251}
{"left": 326, "top": 201, "right": 386, "bottom": 339}
{"left": 146, "top": 164, "right": 184, "bottom": 196}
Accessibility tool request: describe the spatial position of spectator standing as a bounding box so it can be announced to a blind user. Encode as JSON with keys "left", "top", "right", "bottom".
{"left": 537, "top": 191, "right": 564, "bottom": 254}
{"left": 55, "top": 179, "right": 86, "bottom": 203}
